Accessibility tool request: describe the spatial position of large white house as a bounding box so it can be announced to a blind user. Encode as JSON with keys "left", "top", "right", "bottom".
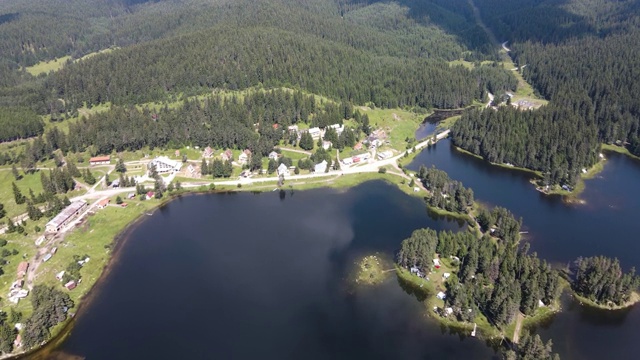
{"left": 308, "top": 127, "right": 322, "bottom": 140}
{"left": 148, "top": 156, "right": 183, "bottom": 174}
{"left": 277, "top": 163, "right": 289, "bottom": 177}
{"left": 314, "top": 160, "right": 328, "bottom": 173}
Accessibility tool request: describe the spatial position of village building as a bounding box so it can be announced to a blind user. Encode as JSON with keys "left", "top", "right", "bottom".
{"left": 287, "top": 125, "right": 299, "bottom": 133}
{"left": 111, "top": 179, "right": 120, "bottom": 188}
{"left": 377, "top": 150, "right": 393, "bottom": 160}
{"left": 127, "top": 192, "right": 136, "bottom": 199}
{"left": 89, "top": 156, "right": 111, "bottom": 166}
{"left": 175, "top": 150, "right": 180, "bottom": 157}
{"left": 268, "top": 151, "right": 279, "bottom": 160}
{"left": 322, "top": 141, "right": 332, "bottom": 150}
{"left": 65, "top": 281, "right": 77, "bottom": 290}
{"left": 314, "top": 160, "right": 328, "bottom": 173}
{"left": 56, "top": 271, "right": 65, "bottom": 281}
{"left": 277, "top": 163, "right": 290, "bottom": 177}
{"left": 220, "top": 149, "right": 233, "bottom": 162}
{"left": 46, "top": 200, "right": 88, "bottom": 233}
{"left": 97, "top": 198, "right": 110, "bottom": 209}
{"left": 327, "top": 123, "right": 344, "bottom": 136}
{"left": 342, "top": 157, "right": 353, "bottom": 166}
{"left": 354, "top": 142, "right": 363, "bottom": 151}
{"left": 148, "top": 156, "right": 182, "bottom": 174}
{"left": 436, "top": 291, "right": 446, "bottom": 300}
{"left": 238, "top": 149, "right": 252, "bottom": 165}
{"left": 146, "top": 191, "right": 155, "bottom": 200}
{"left": 308, "top": 127, "right": 322, "bottom": 140}
{"left": 203, "top": 146, "right": 214, "bottom": 158}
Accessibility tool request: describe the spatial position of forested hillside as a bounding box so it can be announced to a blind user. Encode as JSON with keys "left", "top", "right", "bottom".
{"left": 466, "top": 0, "right": 640, "bottom": 161}
{"left": 452, "top": 106, "right": 599, "bottom": 185}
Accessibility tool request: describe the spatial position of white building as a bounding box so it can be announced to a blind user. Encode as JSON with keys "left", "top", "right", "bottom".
{"left": 377, "top": 150, "right": 393, "bottom": 160}
{"left": 148, "top": 156, "right": 183, "bottom": 174}
{"left": 322, "top": 141, "right": 332, "bottom": 150}
{"left": 308, "top": 127, "right": 322, "bottom": 140}
{"left": 314, "top": 160, "right": 328, "bottom": 173}
{"left": 268, "top": 151, "right": 279, "bottom": 160}
{"left": 277, "top": 163, "right": 289, "bottom": 177}
{"left": 342, "top": 158, "right": 353, "bottom": 166}
{"left": 327, "top": 123, "right": 344, "bottom": 136}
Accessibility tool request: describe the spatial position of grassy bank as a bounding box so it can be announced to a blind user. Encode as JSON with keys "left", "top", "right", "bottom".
{"left": 601, "top": 143, "right": 640, "bottom": 161}
{"left": 572, "top": 291, "right": 640, "bottom": 311}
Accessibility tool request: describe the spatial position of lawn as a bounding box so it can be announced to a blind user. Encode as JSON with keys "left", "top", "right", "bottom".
{"left": 0, "top": 170, "right": 45, "bottom": 219}
{"left": 359, "top": 107, "right": 424, "bottom": 149}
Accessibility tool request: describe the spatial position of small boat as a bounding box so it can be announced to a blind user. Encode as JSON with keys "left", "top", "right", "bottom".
{"left": 471, "top": 323, "right": 477, "bottom": 337}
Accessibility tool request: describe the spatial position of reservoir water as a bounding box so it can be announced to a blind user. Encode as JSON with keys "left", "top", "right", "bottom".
{"left": 44, "top": 138, "right": 640, "bottom": 360}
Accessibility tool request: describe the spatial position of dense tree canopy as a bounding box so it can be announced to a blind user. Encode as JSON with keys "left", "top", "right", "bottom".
{"left": 572, "top": 256, "right": 640, "bottom": 306}
{"left": 0, "top": 107, "right": 44, "bottom": 142}
{"left": 451, "top": 106, "right": 599, "bottom": 186}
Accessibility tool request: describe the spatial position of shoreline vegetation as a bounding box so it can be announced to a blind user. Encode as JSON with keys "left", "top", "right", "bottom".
{"left": 452, "top": 144, "right": 615, "bottom": 202}
{"left": 572, "top": 291, "right": 640, "bottom": 311}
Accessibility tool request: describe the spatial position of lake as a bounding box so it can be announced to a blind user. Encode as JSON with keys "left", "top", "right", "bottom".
{"left": 46, "top": 183, "right": 496, "bottom": 360}
{"left": 40, "top": 138, "right": 640, "bottom": 360}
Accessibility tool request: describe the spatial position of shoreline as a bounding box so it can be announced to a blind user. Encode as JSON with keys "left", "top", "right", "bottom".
{"left": 452, "top": 144, "right": 613, "bottom": 202}
{"left": 571, "top": 291, "right": 640, "bottom": 311}
{"left": 13, "top": 172, "right": 429, "bottom": 358}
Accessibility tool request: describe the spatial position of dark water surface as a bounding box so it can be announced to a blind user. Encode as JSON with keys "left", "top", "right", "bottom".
{"left": 409, "top": 139, "right": 640, "bottom": 360}
{"left": 51, "top": 136, "right": 640, "bottom": 360}
{"left": 54, "top": 182, "right": 496, "bottom": 360}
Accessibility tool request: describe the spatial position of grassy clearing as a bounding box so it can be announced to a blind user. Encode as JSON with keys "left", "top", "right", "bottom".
{"left": 436, "top": 115, "right": 461, "bottom": 130}
{"left": 355, "top": 254, "right": 391, "bottom": 285}
{"left": 601, "top": 143, "right": 640, "bottom": 161}
{"left": 25, "top": 56, "right": 72, "bottom": 76}
{"left": 359, "top": 107, "right": 424, "bottom": 149}
{"left": 25, "top": 48, "right": 117, "bottom": 77}
{"left": 0, "top": 170, "right": 45, "bottom": 219}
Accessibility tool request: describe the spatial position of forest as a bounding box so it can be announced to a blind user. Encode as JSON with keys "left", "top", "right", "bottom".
{"left": 571, "top": 256, "right": 640, "bottom": 306}
{"left": 416, "top": 165, "right": 474, "bottom": 214}
{"left": 397, "top": 205, "right": 560, "bottom": 328}
{"left": 0, "top": 107, "right": 44, "bottom": 142}
{"left": 473, "top": 0, "right": 640, "bottom": 158}
{"left": 0, "top": 0, "right": 518, "bottom": 117}
{"left": 451, "top": 106, "right": 600, "bottom": 186}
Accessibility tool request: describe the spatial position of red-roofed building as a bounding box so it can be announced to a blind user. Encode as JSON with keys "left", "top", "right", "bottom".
{"left": 146, "top": 191, "right": 155, "bottom": 200}
{"left": 16, "top": 262, "right": 29, "bottom": 279}
{"left": 97, "top": 199, "right": 110, "bottom": 209}
{"left": 89, "top": 156, "right": 111, "bottom": 166}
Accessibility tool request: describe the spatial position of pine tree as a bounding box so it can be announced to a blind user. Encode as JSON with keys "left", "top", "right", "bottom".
{"left": 12, "top": 182, "right": 25, "bottom": 204}
{"left": 11, "top": 164, "right": 21, "bottom": 180}
{"left": 26, "top": 201, "right": 42, "bottom": 221}
{"left": 115, "top": 158, "right": 127, "bottom": 173}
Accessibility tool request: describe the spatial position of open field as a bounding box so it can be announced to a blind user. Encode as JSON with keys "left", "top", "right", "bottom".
{"left": 359, "top": 107, "right": 424, "bottom": 149}
{"left": 25, "top": 48, "right": 117, "bottom": 76}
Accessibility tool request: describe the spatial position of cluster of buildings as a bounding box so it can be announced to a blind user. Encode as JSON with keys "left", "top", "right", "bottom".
{"left": 8, "top": 262, "right": 30, "bottom": 304}
{"left": 289, "top": 123, "right": 345, "bottom": 141}
{"left": 341, "top": 152, "right": 371, "bottom": 166}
